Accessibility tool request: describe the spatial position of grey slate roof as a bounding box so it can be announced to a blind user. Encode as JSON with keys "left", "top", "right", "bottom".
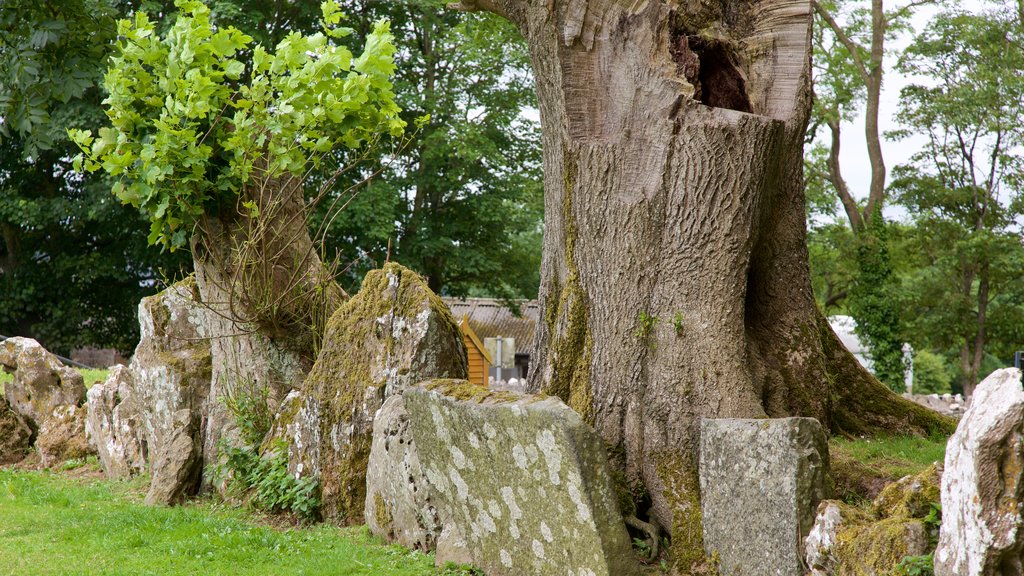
{"left": 441, "top": 297, "right": 540, "bottom": 356}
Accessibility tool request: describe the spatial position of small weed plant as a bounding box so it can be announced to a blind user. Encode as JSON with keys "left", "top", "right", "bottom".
{"left": 217, "top": 376, "right": 319, "bottom": 520}
{"left": 896, "top": 554, "right": 934, "bottom": 576}
{"left": 220, "top": 441, "right": 320, "bottom": 521}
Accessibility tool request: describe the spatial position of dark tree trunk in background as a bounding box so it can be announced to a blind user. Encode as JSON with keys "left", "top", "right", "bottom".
{"left": 454, "top": 0, "right": 953, "bottom": 565}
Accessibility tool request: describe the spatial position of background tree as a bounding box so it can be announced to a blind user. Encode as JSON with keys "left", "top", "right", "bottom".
{"left": 890, "top": 6, "right": 1024, "bottom": 396}
{"left": 0, "top": 0, "right": 191, "bottom": 355}
{"left": 310, "top": 0, "right": 543, "bottom": 299}
{"left": 807, "top": 0, "right": 930, "bottom": 389}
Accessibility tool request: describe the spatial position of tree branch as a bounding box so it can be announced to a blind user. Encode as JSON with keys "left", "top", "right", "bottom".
{"left": 447, "top": 0, "right": 510, "bottom": 20}
{"left": 826, "top": 120, "right": 864, "bottom": 232}
{"left": 812, "top": 0, "right": 870, "bottom": 82}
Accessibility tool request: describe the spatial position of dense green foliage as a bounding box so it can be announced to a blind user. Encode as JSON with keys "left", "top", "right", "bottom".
{"left": 70, "top": 0, "right": 404, "bottom": 250}
{"left": 1, "top": 0, "right": 541, "bottom": 354}
{"left": 847, "top": 214, "right": 906, "bottom": 390}
{"left": 0, "top": 466, "right": 450, "bottom": 575}
{"left": 313, "top": 1, "right": 542, "bottom": 298}
{"left": 911, "top": 350, "right": 952, "bottom": 395}
{"left": 219, "top": 443, "right": 321, "bottom": 520}
{"left": 0, "top": 0, "right": 191, "bottom": 355}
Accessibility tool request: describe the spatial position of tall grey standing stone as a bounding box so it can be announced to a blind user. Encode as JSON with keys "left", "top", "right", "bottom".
{"left": 85, "top": 365, "right": 148, "bottom": 479}
{"left": 0, "top": 337, "right": 85, "bottom": 431}
{"left": 391, "top": 380, "right": 637, "bottom": 576}
{"left": 699, "top": 417, "right": 829, "bottom": 576}
{"left": 128, "top": 279, "right": 213, "bottom": 504}
{"left": 936, "top": 368, "right": 1024, "bottom": 576}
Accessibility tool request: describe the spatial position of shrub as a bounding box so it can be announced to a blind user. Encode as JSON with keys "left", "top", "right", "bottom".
{"left": 912, "top": 350, "right": 951, "bottom": 394}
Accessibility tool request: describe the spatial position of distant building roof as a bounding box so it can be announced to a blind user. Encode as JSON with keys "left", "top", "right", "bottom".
{"left": 442, "top": 298, "right": 540, "bottom": 356}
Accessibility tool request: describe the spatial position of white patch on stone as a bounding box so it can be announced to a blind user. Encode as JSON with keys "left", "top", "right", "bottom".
{"left": 567, "top": 479, "right": 591, "bottom": 522}
{"left": 532, "top": 539, "right": 545, "bottom": 559}
{"left": 430, "top": 405, "right": 450, "bottom": 442}
{"left": 540, "top": 521, "right": 554, "bottom": 543}
{"left": 478, "top": 510, "right": 497, "bottom": 533}
{"left": 488, "top": 499, "right": 503, "bottom": 519}
{"left": 483, "top": 422, "right": 497, "bottom": 439}
{"left": 536, "top": 429, "right": 562, "bottom": 485}
{"left": 512, "top": 444, "right": 529, "bottom": 470}
{"left": 450, "top": 445, "right": 467, "bottom": 469}
{"left": 804, "top": 502, "right": 843, "bottom": 574}
{"left": 449, "top": 468, "right": 469, "bottom": 501}
{"left": 468, "top": 432, "right": 480, "bottom": 449}
{"left": 500, "top": 549, "right": 512, "bottom": 567}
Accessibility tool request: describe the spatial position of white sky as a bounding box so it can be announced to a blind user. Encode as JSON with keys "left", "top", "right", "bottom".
{"left": 833, "top": 0, "right": 995, "bottom": 214}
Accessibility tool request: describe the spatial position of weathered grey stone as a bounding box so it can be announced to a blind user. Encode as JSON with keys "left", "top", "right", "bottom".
{"left": 936, "top": 367, "right": 1024, "bottom": 576}
{"left": 128, "top": 279, "right": 212, "bottom": 505}
{"left": 699, "top": 417, "right": 829, "bottom": 576}
{"left": 0, "top": 396, "right": 31, "bottom": 465}
{"left": 36, "top": 404, "right": 94, "bottom": 467}
{"left": 805, "top": 464, "right": 940, "bottom": 576}
{"left": 0, "top": 337, "right": 85, "bottom": 430}
{"left": 365, "top": 395, "right": 441, "bottom": 550}
{"left": 85, "top": 365, "right": 148, "bottom": 479}
{"left": 271, "top": 263, "right": 467, "bottom": 524}
{"left": 392, "top": 380, "right": 637, "bottom": 576}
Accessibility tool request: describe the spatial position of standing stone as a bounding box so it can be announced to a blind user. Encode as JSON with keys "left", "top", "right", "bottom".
{"left": 936, "top": 368, "right": 1024, "bottom": 576}
{"left": 805, "top": 464, "right": 940, "bottom": 576}
{"left": 371, "top": 380, "right": 637, "bottom": 576}
{"left": 699, "top": 418, "right": 829, "bottom": 576}
{"left": 0, "top": 396, "right": 31, "bottom": 465}
{"left": 364, "top": 395, "right": 441, "bottom": 550}
{"left": 85, "top": 366, "right": 148, "bottom": 479}
{"left": 0, "top": 337, "right": 85, "bottom": 431}
{"left": 36, "top": 404, "right": 93, "bottom": 467}
{"left": 128, "top": 279, "right": 213, "bottom": 504}
{"left": 270, "top": 263, "right": 467, "bottom": 524}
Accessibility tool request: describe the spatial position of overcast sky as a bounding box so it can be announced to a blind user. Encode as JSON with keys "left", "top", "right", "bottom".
{"left": 832, "top": 0, "right": 998, "bottom": 212}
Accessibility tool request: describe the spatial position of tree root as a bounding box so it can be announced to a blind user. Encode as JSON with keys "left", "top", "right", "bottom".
{"left": 625, "top": 514, "right": 661, "bottom": 561}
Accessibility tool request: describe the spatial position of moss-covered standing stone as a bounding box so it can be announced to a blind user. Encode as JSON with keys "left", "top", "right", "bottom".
{"left": 271, "top": 263, "right": 467, "bottom": 524}
{"left": 805, "top": 464, "right": 942, "bottom": 576}
{"left": 383, "top": 379, "right": 638, "bottom": 576}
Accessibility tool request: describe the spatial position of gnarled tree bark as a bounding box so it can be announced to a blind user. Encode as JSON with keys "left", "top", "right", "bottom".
{"left": 454, "top": 0, "right": 953, "bottom": 565}
{"left": 191, "top": 167, "right": 346, "bottom": 477}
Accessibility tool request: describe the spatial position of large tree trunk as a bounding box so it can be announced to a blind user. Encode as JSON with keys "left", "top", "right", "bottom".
{"left": 458, "top": 0, "right": 954, "bottom": 566}
{"left": 191, "top": 167, "right": 345, "bottom": 477}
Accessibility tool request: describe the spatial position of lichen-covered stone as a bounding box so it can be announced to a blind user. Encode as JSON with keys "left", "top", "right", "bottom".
{"left": 0, "top": 396, "right": 31, "bottom": 465}
{"left": 699, "top": 417, "right": 829, "bottom": 576}
{"left": 129, "top": 280, "right": 212, "bottom": 504}
{"left": 273, "top": 263, "right": 467, "bottom": 524}
{"left": 36, "top": 404, "right": 94, "bottom": 467}
{"left": 936, "top": 367, "right": 1024, "bottom": 576}
{"left": 395, "top": 380, "right": 637, "bottom": 576}
{"left": 364, "top": 395, "right": 441, "bottom": 550}
{"left": 85, "top": 365, "right": 147, "bottom": 479}
{"left": 806, "top": 464, "right": 942, "bottom": 576}
{"left": 0, "top": 337, "right": 85, "bottom": 430}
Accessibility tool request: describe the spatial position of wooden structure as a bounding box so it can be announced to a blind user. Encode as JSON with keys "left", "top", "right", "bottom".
{"left": 458, "top": 314, "right": 491, "bottom": 387}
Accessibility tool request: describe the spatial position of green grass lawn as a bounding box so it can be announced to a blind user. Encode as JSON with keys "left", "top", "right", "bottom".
{"left": 831, "top": 434, "right": 947, "bottom": 479}
{"left": 0, "top": 465, "right": 457, "bottom": 576}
